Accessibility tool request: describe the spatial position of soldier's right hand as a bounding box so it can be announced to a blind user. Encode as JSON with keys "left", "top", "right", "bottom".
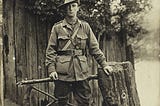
{"left": 49, "top": 72, "right": 58, "bottom": 80}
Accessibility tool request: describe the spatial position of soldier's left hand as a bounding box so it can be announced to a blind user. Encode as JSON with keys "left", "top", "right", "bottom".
{"left": 103, "top": 66, "right": 113, "bottom": 75}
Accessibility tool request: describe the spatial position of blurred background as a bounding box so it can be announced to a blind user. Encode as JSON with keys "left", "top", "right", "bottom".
{"left": 133, "top": 0, "right": 160, "bottom": 106}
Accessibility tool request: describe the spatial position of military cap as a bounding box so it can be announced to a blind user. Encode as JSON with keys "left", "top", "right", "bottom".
{"left": 59, "top": 0, "right": 80, "bottom": 9}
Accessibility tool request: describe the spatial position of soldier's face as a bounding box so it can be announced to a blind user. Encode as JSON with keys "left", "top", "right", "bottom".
{"left": 66, "top": 3, "right": 79, "bottom": 17}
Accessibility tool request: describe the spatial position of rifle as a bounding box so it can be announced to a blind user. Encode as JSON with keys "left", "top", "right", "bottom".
{"left": 17, "top": 74, "right": 98, "bottom": 85}
{"left": 17, "top": 74, "right": 98, "bottom": 106}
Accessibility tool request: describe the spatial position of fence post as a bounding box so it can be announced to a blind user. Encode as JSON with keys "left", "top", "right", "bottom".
{"left": 0, "top": 37, "right": 4, "bottom": 106}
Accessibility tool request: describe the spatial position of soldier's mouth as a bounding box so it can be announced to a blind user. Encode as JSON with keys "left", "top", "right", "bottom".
{"left": 68, "top": 12, "right": 73, "bottom": 14}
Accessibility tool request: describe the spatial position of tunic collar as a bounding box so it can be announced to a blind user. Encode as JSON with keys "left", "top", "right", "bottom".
{"left": 62, "top": 18, "right": 82, "bottom": 30}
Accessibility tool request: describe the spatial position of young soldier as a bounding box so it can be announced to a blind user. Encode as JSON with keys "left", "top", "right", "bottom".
{"left": 45, "top": 0, "right": 113, "bottom": 105}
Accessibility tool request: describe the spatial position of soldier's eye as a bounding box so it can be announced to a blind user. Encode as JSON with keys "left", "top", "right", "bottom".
{"left": 72, "top": 4, "right": 77, "bottom": 7}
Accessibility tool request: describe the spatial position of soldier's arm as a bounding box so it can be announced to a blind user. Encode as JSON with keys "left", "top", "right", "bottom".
{"left": 86, "top": 23, "right": 108, "bottom": 68}
{"left": 45, "top": 26, "right": 58, "bottom": 74}
{"left": 86, "top": 23, "right": 113, "bottom": 75}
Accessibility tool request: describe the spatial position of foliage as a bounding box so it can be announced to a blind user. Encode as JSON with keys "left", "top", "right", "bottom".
{"left": 25, "top": 0, "right": 152, "bottom": 37}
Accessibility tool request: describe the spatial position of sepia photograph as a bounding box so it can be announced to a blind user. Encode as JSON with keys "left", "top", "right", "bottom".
{"left": 0, "top": 0, "right": 159, "bottom": 106}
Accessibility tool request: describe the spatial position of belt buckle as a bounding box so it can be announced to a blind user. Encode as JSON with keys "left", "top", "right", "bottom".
{"left": 73, "top": 50, "right": 82, "bottom": 56}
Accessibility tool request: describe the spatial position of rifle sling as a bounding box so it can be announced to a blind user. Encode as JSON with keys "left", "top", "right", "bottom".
{"left": 61, "top": 24, "right": 79, "bottom": 50}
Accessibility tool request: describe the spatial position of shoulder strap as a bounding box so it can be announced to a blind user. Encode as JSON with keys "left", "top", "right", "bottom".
{"left": 61, "top": 26, "right": 79, "bottom": 50}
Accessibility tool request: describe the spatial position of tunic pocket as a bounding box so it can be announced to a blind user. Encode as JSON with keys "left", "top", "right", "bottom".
{"left": 57, "top": 35, "right": 70, "bottom": 50}
{"left": 78, "top": 56, "right": 89, "bottom": 74}
{"left": 76, "top": 34, "right": 88, "bottom": 49}
{"left": 56, "top": 56, "right": 71, "bottom": 75}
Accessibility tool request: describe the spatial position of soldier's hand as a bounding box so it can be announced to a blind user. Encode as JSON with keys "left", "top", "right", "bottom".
{"left": 103, "top": 66, "right": 113, "bottom": 75}
{"left": 49, "top": 72, "right": 58, "bottom": 80}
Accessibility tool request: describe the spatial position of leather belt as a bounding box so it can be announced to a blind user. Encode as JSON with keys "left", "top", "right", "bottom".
{"left": 57, "top": 50, "right": 85, "bottom": 56}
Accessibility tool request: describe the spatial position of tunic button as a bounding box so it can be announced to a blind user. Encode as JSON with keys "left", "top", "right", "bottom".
{"left": 76, "top": 46, "right": 79, "bottom": 49}
{"left": 77, "top": 40, "right": 80, "bottom": 43}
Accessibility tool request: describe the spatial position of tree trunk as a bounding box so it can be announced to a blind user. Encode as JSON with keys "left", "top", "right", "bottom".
{"left": 98, "top": 62, "right": 140, "bottom": 106}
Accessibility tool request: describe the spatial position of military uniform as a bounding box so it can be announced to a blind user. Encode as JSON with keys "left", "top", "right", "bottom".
{"left": 45, "top": 18, "right": 108, "bottom": 105}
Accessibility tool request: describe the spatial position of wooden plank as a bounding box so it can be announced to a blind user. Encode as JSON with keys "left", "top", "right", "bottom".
{"left": 23, "top": 10, "right": 54, "bottom": 106}
{"left": 25, "top": 11, "right": 39, "bottom": 106}
{"left": 14, "top": 0, "right": 28, "bottom": 105}
{"left": 102, "top": 32, "right": 127, "bottom": 62}
{"left": 2, "top": 0, "right": 17, "bottom": 104}
{"left": 0, "top": 37, "right": 4, "bottom": 106}
{"left": 36, "top": 17, "right": 49, "bottom": 105}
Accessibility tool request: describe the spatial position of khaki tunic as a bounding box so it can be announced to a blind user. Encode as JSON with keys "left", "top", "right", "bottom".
{"left": 45, "top": 18, "right": 107, "bottom": 81}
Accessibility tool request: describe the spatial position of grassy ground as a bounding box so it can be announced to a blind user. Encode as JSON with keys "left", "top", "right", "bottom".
{"left": 3, "top": 99, "right": 19, "bottom": 106}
